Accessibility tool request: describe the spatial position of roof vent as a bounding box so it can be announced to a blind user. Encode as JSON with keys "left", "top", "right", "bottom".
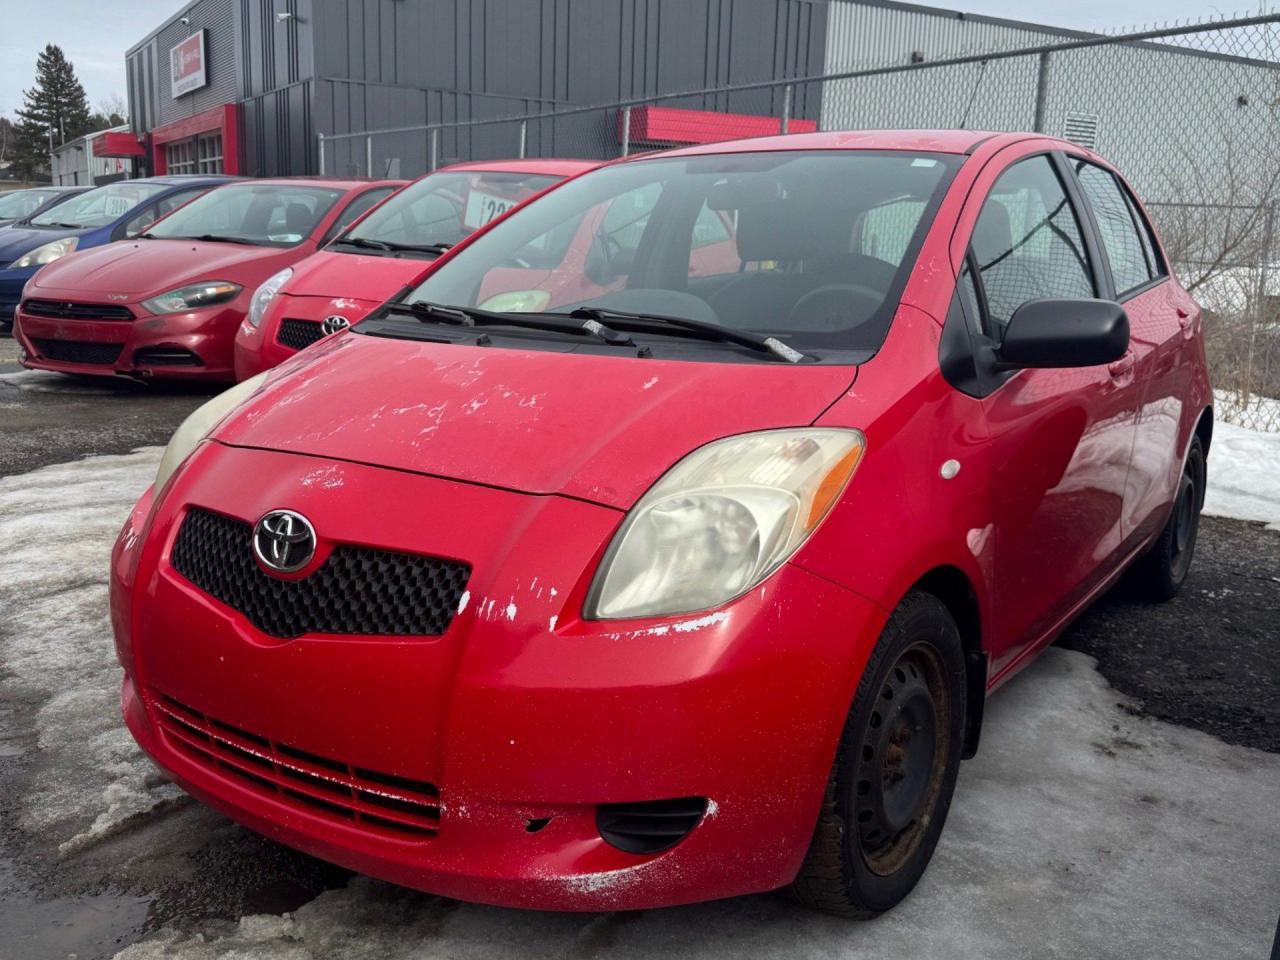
{"left": 1063, "top": 113, "right": 1100, "bottom": 149}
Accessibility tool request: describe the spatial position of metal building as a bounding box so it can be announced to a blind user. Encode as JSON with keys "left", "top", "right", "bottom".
{"left": 105, "top": 0, "right": 1278, "bottom": 192}
{"left": 50, "top": 125, "right": 136, "bottom": 186}
{"left": 109, "top": 0, "right": 827, "bottom": 178}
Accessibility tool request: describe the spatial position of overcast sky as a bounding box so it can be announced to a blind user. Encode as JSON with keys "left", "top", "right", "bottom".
{"left": 0, "top": 1, "right": 1272, "bottom": 119}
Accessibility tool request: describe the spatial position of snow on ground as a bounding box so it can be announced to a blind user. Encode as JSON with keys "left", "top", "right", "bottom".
{"left": 1203, "top": 420, "right": 1280, "bottom": 531}
{"left": 114, "top": 648, "right": 1280, "bottom": 960}
{"left": 0, "top": 447, "right": 184, "bottom": 848}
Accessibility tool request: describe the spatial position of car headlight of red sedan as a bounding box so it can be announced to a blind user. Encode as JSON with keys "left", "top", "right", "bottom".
{"left": 153, "top": 371, "right": 270, "bottom": 492}
{"left": 141, "top": 281, "right": 242, "bottom": 315}
{"left": 586, "top": 428, "right": 866, "bottom": 620}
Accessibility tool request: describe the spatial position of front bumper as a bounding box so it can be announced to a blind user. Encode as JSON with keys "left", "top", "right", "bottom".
{"left": 14, "top": 293, "right": 246, "bottom": 381}
{"left": 112, "top": 444, "right": 885, "bottom": 910}
{"left": 0, "top": 269, "right": 34, "bottom": 330}
{"left": 234, "top": 293, "right": 382, "bottom": 381}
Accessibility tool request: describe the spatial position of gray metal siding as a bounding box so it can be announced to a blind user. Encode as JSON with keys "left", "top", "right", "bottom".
{"left": 149, "top": 0, "right": 240, "bottom": 125}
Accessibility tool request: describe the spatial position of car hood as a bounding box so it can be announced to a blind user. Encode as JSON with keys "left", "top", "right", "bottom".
{"left": 289, "top": 249, "right": 435, "bottom": 300}
{"left": 215, "top": 334, "right": 856, "bottom": 510}
{"left": 27, "top": 238, "right": 306, "bottom": 296}
{"left": 0, "top": 224, "right": 83, "bottom": 263}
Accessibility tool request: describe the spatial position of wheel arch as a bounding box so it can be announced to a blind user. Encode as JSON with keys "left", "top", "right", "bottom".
{"left": 1194, "top": 404, "right": 1213, "bottom": 456}
{"left": 911, "top": 565, "right": 987, "bottom": 759}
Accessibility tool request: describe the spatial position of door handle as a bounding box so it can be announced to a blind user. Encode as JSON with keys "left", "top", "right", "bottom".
{"left": 1108, "top": 354, "right": 1136, "bottom": 379}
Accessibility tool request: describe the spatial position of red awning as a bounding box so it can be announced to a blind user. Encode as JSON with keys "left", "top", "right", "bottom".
{"left": 621, "top": 105, "right": 817, "bottom": 146}
{"left": 93, "top": 131, "right": 146, "bottom": 158}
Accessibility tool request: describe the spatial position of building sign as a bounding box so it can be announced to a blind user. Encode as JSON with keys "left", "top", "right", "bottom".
{"left": 170, "top": 29, "right": 207, "bottom": 99}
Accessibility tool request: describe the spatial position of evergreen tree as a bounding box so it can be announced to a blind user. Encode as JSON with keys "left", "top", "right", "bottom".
{"left": 11, "top": 44, "right": 92, "bottom": 179}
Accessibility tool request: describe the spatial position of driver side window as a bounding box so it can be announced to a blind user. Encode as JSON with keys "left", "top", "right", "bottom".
{"left": 970, "top": 155, "right": 1096, "bottom": 340}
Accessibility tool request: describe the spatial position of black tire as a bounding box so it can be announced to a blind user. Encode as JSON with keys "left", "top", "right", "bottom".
{"left": 789, "top": 591, "right": 967, "bottom": 918}
{"left": 1128, "top": 435, "right": 1205, "bottom": 602}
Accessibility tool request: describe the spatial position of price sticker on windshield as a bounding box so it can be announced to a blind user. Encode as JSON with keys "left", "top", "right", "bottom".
{"left": 463, "top": 189, "right": 519, "bottom": 230}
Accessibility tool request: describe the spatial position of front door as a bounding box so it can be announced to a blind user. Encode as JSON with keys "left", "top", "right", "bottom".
{"left": 965, "top": 153, "right": 1142, "bottom": 678}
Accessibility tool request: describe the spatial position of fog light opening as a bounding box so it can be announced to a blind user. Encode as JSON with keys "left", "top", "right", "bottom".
{"left": 596, "top": 797, "right": 708, "bottom": 854}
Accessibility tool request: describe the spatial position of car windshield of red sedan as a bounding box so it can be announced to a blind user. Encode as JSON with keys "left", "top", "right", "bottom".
{"left": 335, "top": 170, "right": 561, "bottom": 254}
{"left": 402, "top": 150, "right": 960, "bottom": 358}
{"left": 144, "top": 183, "right": 346, "bottom": 247}
{"left": 29, "top": 181, "right": 168, "bottom": 228}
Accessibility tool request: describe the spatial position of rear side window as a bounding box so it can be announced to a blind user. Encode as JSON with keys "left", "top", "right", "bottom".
{"left": 1074, "top": 160, "right": 1160, "bottom": 295}
{"left": 970, "top": 155, "right": 1096, "bottom": 339}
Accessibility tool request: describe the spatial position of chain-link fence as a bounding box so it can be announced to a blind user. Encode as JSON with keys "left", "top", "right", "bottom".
{"left": 319, "top": 12, "right": 1280, "bottom": 430}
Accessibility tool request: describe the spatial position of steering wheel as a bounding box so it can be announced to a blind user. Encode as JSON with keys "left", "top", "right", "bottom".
{"left": 787, "top": 283, "right": 884, "bottom": 331}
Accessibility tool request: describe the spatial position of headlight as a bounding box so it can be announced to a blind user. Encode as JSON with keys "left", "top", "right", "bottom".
{"left": 153, "top": 372, "right": 270, "bottom": 493}
{"left": 587, "top": 428, "right": 866, "bottom": 620}
{"left": 141, "top": 281, "right": 242, "bottom": 315}
{"left": 247, "top": 268, "right": 293, "bottom": 328}
{"left": 10, "top": 237, "right": 78, "bottom": 269}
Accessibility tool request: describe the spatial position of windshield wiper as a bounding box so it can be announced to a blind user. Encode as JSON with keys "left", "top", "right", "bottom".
{"left": 335, "top": 237, "right": 452, "bottom": 256}
{"left": 567, "top": 307, "right": 809, "bottom": 363}
{"left": 183, "top": 233, "right": 258, "bottom": 245}
{"left": 42, "top": 221, "right": 83, "bottom": 229}
{"left": 387, "top": 300, "right": 635, "bottom": 347}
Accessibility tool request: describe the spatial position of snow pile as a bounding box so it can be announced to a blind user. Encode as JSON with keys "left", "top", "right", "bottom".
{"left": 0, "top": 447, "right": 185, "bottom": 848}
{"left": 1204, "top": 420, "right": 1280, "bottom": 531}
{"left": 113, "top": 649, "right": 1280, "bottom": 960}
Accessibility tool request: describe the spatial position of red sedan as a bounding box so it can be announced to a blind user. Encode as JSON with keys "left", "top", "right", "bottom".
{"left": 14, "top": 177, "right": 404, "bottom": 382}
{"left": 233, "top": 159, "right": 597, "bottom": 380}
{"left": 111, "top": 131, "right": 1210, "bottom": 916}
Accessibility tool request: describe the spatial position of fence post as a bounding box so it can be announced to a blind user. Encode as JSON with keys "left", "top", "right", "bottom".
{"left": 366, "top": 135, "right": 374, "bottom": 178}
{"left": 1033, "top": 51, "right": 1051, "bottom": 133}
{"left": 519, "top": 119, "right": 528, "bottom": 159}
{"left": 781, "top": 84, "right": 793, "bottom": 134}
{"left": 621, "top": 106, "right": 632, "bottom": 157}
{"left": 429, "top": 127, "right": 439, "bottom": 172}
{"left": 1245, "top": 200, "right": 1276, "bottom": 403}
{"left": 317, "top": 133, "right": 326, "bottom": 176}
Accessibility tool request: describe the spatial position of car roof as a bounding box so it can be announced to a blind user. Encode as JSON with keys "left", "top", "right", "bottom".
{"left": 231, "top": 176, "right": 408, "bottom": 191}
{"left": 138, "top": 174, "right": 242, "bottom": 186}
{"left": 436, "top": 158, "right": 600, "bottom": 177}
{"left": 639, "top": 129, "right": 1059, "bottom": 160}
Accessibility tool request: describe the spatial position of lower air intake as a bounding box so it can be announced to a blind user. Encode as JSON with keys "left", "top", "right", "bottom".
{"left": 596, "top": 797, "right": 708, "bottom": 854}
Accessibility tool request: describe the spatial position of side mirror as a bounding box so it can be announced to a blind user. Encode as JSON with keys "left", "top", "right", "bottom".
{"left": 997, "top": 298, "right": 1129, "bottom": 370}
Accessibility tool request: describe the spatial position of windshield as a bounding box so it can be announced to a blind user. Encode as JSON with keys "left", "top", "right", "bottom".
{"left": 0, "top": 189, "right": 58, "bottom": 220}
{"left": 30, "top": 181, "right": 167, "bottom": 228}
{"left": 343, "top": 170, "right": 561, "bottom": 250}
{"left": 407, "top": 150, "right": 959, "bottom": 356}
{"left": 146, "top": 183, "right": 344, "bottom": 246}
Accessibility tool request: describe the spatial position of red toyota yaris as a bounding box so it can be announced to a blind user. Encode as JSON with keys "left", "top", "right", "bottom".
{"left": 233, "top": 159, "right": 597, "bottom": 380}
{"left": 15, "top": 177, "right": 403, "bottom": 382}
{"left": 112, "top": 131, "right": 1211, "bottom": 916}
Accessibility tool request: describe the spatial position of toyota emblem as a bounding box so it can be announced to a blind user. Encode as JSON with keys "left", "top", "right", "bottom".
{"left": 253, "top": 510, "right": 316, "bottom": 574}
{"left": 321, "top": 315, "right": 351, "bottom": 336}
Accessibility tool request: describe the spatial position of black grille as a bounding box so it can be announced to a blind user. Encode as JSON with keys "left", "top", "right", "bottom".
{"left": 31, "top": 338, "right": 123, "bottom": 365}
{"left": 23, "top": 298, "right": 134, "bottom": 321}
{"left": 277, "top": 318, "right": 326, "bottom": 351}
{"left": 170, "top": 508, "right": 470, "bottom": 639}
{"left": 597, "top": 797, "right": 708, "bottom": 854}
{"left": 134, "top": 347, "right": 203, "bottom": 367}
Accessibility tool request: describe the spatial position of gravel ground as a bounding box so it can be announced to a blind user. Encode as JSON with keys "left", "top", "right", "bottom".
{"left": 0, "top": 370, "right": 1276, "bottom": 959}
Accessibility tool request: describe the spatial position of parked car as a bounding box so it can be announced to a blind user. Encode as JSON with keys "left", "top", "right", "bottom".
{"left": 112, "top": 131, "right": 1210, "bottom": 917}
{"left": 0, "top": 176, "right": 235, "bottom": 333}
{"left": 13, "top": 177, "right": 404, "bottom": 381}
{"left": 233, "top": 159, "right": 596, "bottom": 379}
{"left": 0, "top": 185, "right": 90, "bottom": 228}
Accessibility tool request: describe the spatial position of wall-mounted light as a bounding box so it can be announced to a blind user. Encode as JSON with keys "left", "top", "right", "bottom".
{"left": 276, "top": 11, "right": 295, "bottom": 21}
{"left": 179, "top": 15, "right": 190, "bottom": 25}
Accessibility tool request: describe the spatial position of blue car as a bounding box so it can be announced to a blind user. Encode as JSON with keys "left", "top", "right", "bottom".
{"left": 0, "top": 186, "right": 91, "bottom": 228}
{"left": 0, "top": 175, "right": 236, "bottom": 331}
